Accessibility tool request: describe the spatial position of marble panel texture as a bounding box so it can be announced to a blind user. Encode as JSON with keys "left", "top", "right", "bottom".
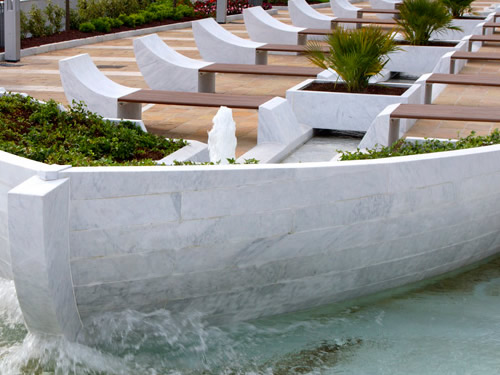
{"left": 3, "top": 138, "right": 500, "bottom": 340}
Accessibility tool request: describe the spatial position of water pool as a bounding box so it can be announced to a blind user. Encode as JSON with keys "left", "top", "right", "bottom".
{"left": 1, "top": 255, "right": 500, "bottom": 374}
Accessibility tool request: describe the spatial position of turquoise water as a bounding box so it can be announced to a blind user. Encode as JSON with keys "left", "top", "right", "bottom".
{"left": 1, "top": 256, "right": 500, "bottom": 374}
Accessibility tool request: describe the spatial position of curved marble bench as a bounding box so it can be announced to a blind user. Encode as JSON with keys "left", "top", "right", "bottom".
{"left": 243, "top": 6, "right": 307, "bottom": 45}
{"left": 192, "top": 18, "right": 267, "bottom": 65}
{"left": 134, "top": 34, "right": 213, "bottom": 93}
{"left": 289, "top": 0, "right": 334, "bottom": 29}
{"left": 192, "top": 18, "right": 329, "bottom": 65}
{"left": 134, "top": 34, "right": 323, "bottom": 93}
{"left": 368, "top": 0, "right": 401, "bottom": 19}
{"left": 59, "top": 53, "right": 142, "bottom": 119}
{"left": 329, "top": 0, "right": 360, "bottom": 25}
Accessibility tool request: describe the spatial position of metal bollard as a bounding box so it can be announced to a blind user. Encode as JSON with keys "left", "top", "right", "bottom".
{"left": 4, "top": 0, "right": 20, "bottom": 62}
{"left": 216, "top": 0, "right": 227, "bottom": 23}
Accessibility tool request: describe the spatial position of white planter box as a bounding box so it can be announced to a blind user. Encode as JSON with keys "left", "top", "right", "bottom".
{"left": 386, "top": 39, "right": 467, "bottom": 76}
{"left": 286, "top": 79, "right": 422, "bottom": 131}
{"left": 438, "top": 17, "right": 489, "bottom": 41}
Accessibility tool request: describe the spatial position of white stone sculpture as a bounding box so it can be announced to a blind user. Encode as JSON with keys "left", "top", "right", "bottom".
{"left": 289, "top": 0, "right": 335, "bottom": 29}
{"left": 133, "top": 34, "right": 214, "bottom": 93}
{"left": 59, "top": 53, "right": 142, "bottom": 119}
{"left": 208, "top": 106, "right": 237, "bottom": 164}
{"left": 192, "top": 18, "right": 267, "bottom": 65}
{"left": 243, "top": 6, "right": 307, "bottom": 45}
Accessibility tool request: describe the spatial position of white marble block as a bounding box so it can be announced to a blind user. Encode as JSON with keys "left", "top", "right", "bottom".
{"left": 59, "top": 53, "right": 142, "bottom": 119}
{"left": 192, "top": 18, "right": 267, "bottom": 65}
{"left": 289, "top": 0, "right": 334, "bottom": 29}
{"left": 8, "top": 175, "right": 82, "bottom": 341}
{"left": 133, "top": 34, "right": 213, "bottom": 92}
{"left": 243, "top": 6, "right": 307, "bottom": 45}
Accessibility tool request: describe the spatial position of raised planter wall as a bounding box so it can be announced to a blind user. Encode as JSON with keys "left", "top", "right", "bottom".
{"left": 286, "top": 80, "right": 422, "bottom": 131}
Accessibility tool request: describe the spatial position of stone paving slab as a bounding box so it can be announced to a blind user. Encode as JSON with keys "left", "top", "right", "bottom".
{"left": 0, "top": 2, "right": 499, "bottom": 156}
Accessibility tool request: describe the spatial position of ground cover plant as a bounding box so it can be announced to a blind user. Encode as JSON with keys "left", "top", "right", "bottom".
{"left": 0, "top": 94, "right": 187, "bottom": 166}
{"left": 338, "top": 130, "right": 500, "bottom": 160}
{"left": 306, "top": 26, "right": 401, "bottom": 93}
{"left": 397, "top": 0, "right": 461, "bottom": 45}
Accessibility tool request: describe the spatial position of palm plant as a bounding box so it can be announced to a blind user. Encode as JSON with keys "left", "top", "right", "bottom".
{"left": 397, "top": 0, "right": 462, "bottom": 45}
{"left": 306, "top": 26, "right": 401, "bottom": 93}
{"left": 440, "top": 0, "right": 475, "bottom": 17}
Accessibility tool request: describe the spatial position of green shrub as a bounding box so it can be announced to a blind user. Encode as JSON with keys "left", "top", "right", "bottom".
{"left": 92, "top": 17, "right": 111, "bottom": 32}
{"left": 110, "top": 17, "right": 124, "bottom": 28}
{"left": 44, "top": 0, "right": 65, "bottom": 34}
{"left": 27, "top": 4, "right": 48, "bottom": 37}
{"left": 130, "top": 13, "right": 146, "bottom": 25}
{"left": 20, "top": 10, "right": 29, "bottom": 39}
{"left": 397, "top": 0, "right": 461, "bottom": 45}
{"left": 338, "top": 130, "right": 500, "bottom": 160}
{"left": 306, "top": 26, "right": 401, "bottom": 93}
{"left": 118, "top": 13, "right": 135, "bottom": 27}
{"left": 79, "top": 21, "right": 96, "bottom": 32}
{"left": 69, "top": 9, "right": 83, "bottom": 29}
{"left": 0, "top": 94, "right": 187, "bottom": 166}
{"left": 440, "top": 0, "right": 474, "bottom": 17}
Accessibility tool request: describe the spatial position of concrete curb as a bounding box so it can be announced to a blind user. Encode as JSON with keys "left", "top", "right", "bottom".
{"left": 0, "top": 9, "right": 278, "bottom": 61}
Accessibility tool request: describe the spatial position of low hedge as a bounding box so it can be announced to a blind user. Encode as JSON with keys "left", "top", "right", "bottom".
{"left": 79, "top": 0, "right": 195, "bottom": 32}
{"left": 0, "top": 94, "right": 187, "bottom": 166}
{"left": 339, "top": 130, "right": 500, "bottom": 160}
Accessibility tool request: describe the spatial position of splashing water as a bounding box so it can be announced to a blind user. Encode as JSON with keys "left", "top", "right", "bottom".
{"left": 1, "top": 255, "right": 500, "bottom": 374}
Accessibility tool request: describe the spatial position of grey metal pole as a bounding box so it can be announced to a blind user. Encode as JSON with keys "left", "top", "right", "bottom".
{"left": 216, "top": 0, "right": 227, "bottom": 23}
{"left": 4, "top": 0, "right": 20, "bottom": 62}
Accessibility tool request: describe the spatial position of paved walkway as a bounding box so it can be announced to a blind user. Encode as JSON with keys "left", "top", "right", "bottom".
{"left": 1, "top": 1, "right": 500, "bottom": 156}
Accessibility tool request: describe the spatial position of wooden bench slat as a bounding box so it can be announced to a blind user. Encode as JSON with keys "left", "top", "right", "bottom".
{"left": 300, "top": 28, "right": 331, "bottom": 35}
{"left": 452, "top": 51, "right": 500, "bottom": 61}
{"left": 331, "top": 18, "right": 398, "bottom": 25}
{"left": 118, "top": 90, "right": 275, "bottom": 109}
{"left": 200, "top": 63, "right": 322, "bottom": 76}
{"left": 482, "top": 21, "right": 500, "bottom": 28}
{"left": 391, "top": 104, "right": 500, "bottom": 122}
{"left": 427, "top": 73, "right": 500, "bottom": 86}
{"left": 256, "top": 44, "right": 330, "bottom": 53}
{"left": 468, "top": 34, "right": 500, "bottom": 42}
{"left": 358, "top": 8, "right": 400, "bottom": 14}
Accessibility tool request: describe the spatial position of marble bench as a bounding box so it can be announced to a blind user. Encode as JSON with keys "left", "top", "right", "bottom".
{"left": 192, "top": 18, "right": 328, "bottom": 65}
{"left": 330, "top": 0, "right": 399, "bottom": 20}
{"left": 419, "top": 73, "right": 500, "bottom": 104}
{"left": 449, "top": 50, "right": 500, "bottom": 73}
{"left": 133, "top": 34, "right": 323, "bottom": 93}
{"left": 388, "top": 104, "right": 500, "bottom": 145}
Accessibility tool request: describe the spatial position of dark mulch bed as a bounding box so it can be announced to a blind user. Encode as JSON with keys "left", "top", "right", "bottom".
{"left": 0, "top": 16, "right": 202, "bottom": 53}
{"left": 268, "top": 0, "right": 323, "bottom": 5}
{"left": 303, "top": 82, "right": 408, "bottom": 95}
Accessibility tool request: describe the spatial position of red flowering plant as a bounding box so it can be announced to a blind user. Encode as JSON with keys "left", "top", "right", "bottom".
{"left": 193, "top": 0, "right": 272, "bottom": 17}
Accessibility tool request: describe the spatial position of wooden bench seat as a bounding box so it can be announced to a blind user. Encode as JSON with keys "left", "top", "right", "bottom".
{"left": 467, "top": 34, "right": 500, "bottom": 50}
{"left": 481, "top": 21, "right": 500, "bottom": 32}
{"left": 256, "top": 43, "right": 330, "bottom": 53}
{"left": 388, "top": 103, "right": 500, "bottom": 144}
{"left": 199, "top": 63, "right": 322, "bottom": 77}
{"left": 331, "top": 17, "right": 398, "bottom": 29}
{"left": 358, "top": 8, "right": 400, "bottom": 15}
{"left": 450, "top": 51, "right": 500, "bottom": 73}
{"left": 118, "top": 90, "right": 275, "bottom": 110}
{"left": 423, "top": 73, "right": 500, "bottom": 103}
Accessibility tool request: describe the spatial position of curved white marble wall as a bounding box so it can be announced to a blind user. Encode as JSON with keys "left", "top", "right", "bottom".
{"left": 58, "top": 146, "right": 500, "bottom": 323}
{"left": 4, "top": 145, "right": 500, "bottom": 338}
